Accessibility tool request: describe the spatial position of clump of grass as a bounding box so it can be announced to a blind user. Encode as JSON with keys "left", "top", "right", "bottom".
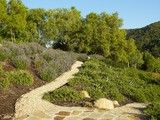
{"left": 0, "top": 65, "right": 10, "bottom": 89}
{"left": 11, "top": 55, "right": 31, "bottom": 70}
{"left": 8, "top": 70, "right": 34, "bottom": 86}
{"left": 0, "top": 77, "right": 10, "bottom": 90}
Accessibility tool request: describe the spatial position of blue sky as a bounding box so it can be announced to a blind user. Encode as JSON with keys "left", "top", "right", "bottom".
{"left": 22, "top": 0, "right": 160, "bottom": 29}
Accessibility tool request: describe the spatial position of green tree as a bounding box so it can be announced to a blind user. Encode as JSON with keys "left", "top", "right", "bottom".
{"left": 0, "top": 0, "right": 7, "bottom": 39}
{"left": 127, "top": 39, "right": 144, "bottom": 68}
{"left": 6, "top": 0, "right": 28, "bottom": 42}
{"left": 45, "top": 7, "right": 82, "bottom": 50}
{"left": 143, "top": 52, "right": 160, "bottom": 72}
{"left": 27, "top": 8, "right": 46, "bottom": 43}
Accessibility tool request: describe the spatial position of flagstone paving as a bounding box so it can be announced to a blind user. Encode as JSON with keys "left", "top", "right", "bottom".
{"left": 13, "top": 61, "right": 147, "bottom": 120}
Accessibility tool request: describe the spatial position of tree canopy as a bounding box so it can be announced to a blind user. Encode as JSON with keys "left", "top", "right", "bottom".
{"left": 0, "top": 0, "right": 145, "bottom": 67}
{"left": 127, "top": 21, "right": 160, "bottom": 57}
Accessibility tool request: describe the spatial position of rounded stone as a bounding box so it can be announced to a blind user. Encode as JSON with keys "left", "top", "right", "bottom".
{"left": 94, "top": 98, "right": 114, "bottom": 110}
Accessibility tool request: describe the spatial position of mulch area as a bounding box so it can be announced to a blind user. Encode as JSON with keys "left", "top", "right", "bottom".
{"left": 0, "top": 63, "right": 47, "bottom": 120}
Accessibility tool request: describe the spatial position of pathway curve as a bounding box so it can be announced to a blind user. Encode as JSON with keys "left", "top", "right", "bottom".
{"left": 13, "top": 61, "right": 147, "bottom": 120}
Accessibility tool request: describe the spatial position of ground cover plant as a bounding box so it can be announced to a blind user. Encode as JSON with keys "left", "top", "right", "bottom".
{"left": 144, "top": 102, "right": 160, "bottom": 120}
{"left": 44, "top": 59, "right": 160, "bottom": 107}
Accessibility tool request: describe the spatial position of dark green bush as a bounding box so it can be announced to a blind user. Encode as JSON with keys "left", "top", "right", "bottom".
{"left": 0, "top": 47, "right": 11, "bottom": 61}
{"left": 8, "top": 70, "right": 34, "bottom": 86}
{"left": 11, "top": 55, "right": 31, "bottom": 69}
{"left": 144, "top": 102, "right": 160, "bottom": 120}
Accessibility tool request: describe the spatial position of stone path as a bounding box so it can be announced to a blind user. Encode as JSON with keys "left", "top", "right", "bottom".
{"left": 13, "top": 61, "right": 147, "bottom": 120}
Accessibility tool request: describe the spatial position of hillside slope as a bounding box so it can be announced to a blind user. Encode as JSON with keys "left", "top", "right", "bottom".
{"left": 127, "top": 21, "right": 160, "bottom": 57}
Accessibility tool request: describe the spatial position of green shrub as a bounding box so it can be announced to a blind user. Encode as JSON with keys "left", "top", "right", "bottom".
{"left": 8, "top": 70, "right": 34, "bottom": 86}
{"left": 43, "top": 87, "right": 83, "bottom": 102}
{"left": 11, "top": 55, "right": 31, "bottom": 69}
{"left": 0, "top": 47, "right": 11, "bottom": 61}
{"left": 144, "top": 102, "right": 160, "bottom": 120}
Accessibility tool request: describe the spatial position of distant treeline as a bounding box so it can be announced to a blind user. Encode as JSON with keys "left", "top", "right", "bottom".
{"left": 127, "top": 21, "right": 160, "bottom": 57}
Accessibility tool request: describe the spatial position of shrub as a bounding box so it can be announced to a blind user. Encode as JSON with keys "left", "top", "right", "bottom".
{"left": 8, "top": 70, "right": 34, "bottom": 86}
{"left": 43, "top": 87, "right": 83, "bottom": 102}
{"left": 26, "top": 42, "right": 45, "bottom": 55}
{"left": 20, "top": 44, "right": 32, "bottom": 55}
{"left": 42, "top": 49, "right": 67, "bottom": 62}
{"left": 39, "top": 65, "right": 57, "bottom": 81}
{"left": 11, "top": 55, "right": 31, "bottom": 69}
{"left": 144, "top": 102, "right": 160, "bottom": 120}
{"left": 33, "top": 55, "right": 48, "bottom": 69}
{"left": 3, "top": 42, "right": 25, "bottom": 57}
{"left": 0, "top": 47, "right": 11, "bottom": 61}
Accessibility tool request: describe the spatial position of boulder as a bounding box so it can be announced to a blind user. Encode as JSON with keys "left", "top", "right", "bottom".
{"left": 113, "top": 100, "right": 120, "bottom": 107}
{"left": 81, "top": 91, "right": 90, "bottom": 98}
{"left": 94, "top": 98, "right": 114, "bottom": 110}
